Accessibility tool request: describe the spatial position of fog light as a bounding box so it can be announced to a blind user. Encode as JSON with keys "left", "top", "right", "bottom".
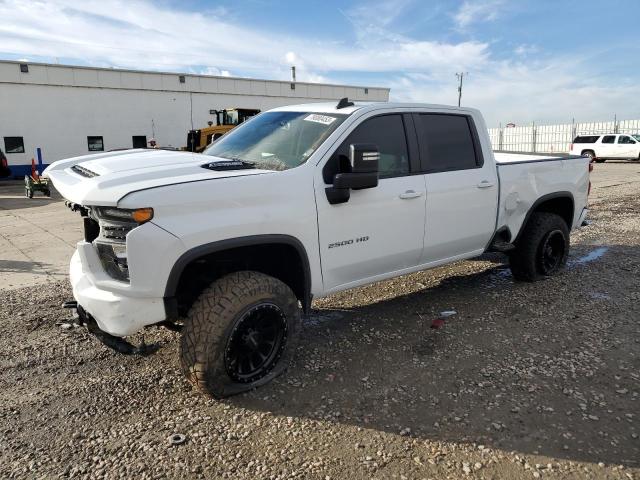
{"left": 96, "top": 242, "right": 129, "bottom": 282}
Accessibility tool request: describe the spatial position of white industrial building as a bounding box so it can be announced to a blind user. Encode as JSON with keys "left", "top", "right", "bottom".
{"left": 0, "top": 60, "right": 389, "bottom": 177}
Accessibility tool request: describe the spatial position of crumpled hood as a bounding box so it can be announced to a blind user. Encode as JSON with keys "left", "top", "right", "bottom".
{"left": 43, "top": 149, "right": 271, "bottom": 206}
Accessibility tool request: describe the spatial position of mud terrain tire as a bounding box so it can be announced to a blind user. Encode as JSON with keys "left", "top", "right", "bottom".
{"left": 180, "top": 271, "right": 301, "bottom": 398}
{"left": 509, "top": 212, "right": 570, "bottom": 282}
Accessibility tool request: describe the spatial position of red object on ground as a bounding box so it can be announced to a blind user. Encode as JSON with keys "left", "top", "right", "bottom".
{"left": 431, "top": 318, "right": 445, "bottom": 329}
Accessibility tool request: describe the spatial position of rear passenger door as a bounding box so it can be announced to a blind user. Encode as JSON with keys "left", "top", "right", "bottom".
{"left": 599, "top": 135, "right": 616, "bottom": 158}
{"left": 413, "top": 113, "right": 499, "bottom": 264}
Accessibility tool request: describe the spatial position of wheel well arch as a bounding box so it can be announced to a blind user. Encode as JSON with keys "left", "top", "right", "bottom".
{"left": 164, "top": 235, "right": 312, "bottom": 318}
{"left": 515, "top": 192, "right": 574, "bottom": 243}
{"left": 581, "top": 149, "right": 595, "bottom": 156}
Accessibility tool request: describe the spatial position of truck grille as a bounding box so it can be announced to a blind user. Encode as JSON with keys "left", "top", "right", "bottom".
{"left": 100, "top": 223, "right": 134, "bottom": 241}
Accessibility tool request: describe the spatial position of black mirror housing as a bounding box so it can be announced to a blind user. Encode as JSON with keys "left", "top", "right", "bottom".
{"left": 325, "top": 143, "right": 379, "bottom": 204}
{"left": 350, "top": 143, "right": 379, "bottom": 174}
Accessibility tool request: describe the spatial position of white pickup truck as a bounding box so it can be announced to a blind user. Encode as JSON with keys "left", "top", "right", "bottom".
{"left": 44, "top": 100, "right": 590, "bottom": 397}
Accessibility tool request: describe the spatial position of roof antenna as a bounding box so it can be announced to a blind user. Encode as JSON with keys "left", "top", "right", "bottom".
{"left": 336, "top": 97, "right": 354, "bottom": 109}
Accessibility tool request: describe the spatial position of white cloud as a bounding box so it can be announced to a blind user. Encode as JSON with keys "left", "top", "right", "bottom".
{"left": 454, "top": 0, "right": 504, "bottom": 29}
{"left": 514, "top": 44, "right": 539, "bottom": 57}
{"left": 0, "top": 0, "right": 486, "bottom": 77}
{"left": 0, "top": 0, "right": 637, "bottom": 124}
{"left": 389, "top": 58, "right": 640, "bottom": 126}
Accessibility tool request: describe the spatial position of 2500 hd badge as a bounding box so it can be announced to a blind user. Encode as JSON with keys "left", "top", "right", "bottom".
{"left": 328, "top": 236, "right": 370, "bottom": 249}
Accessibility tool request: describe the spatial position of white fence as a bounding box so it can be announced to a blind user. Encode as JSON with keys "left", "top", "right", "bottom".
{"left": 488, "top": 119, "right": 640, "bottom": 153}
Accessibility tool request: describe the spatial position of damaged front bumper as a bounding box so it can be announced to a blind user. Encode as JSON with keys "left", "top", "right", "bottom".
{"left": 69, "top": 244, "right": 167, "bottom": 337}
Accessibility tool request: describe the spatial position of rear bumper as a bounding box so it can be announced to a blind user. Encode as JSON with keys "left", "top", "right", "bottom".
{"left": 70, "top": 244, "right": 167, "bottom": 336}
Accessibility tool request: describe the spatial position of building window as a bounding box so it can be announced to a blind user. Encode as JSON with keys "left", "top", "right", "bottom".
{"left": 132, "top": 135, "right": 147, "bottom": 148}
{"left": 179, "top": 75, "right": 185, "bottom": 83}
{"left": 4, "top": 137, "right": 25, "bottom": 153}
{"left": 364, "top": 88, "right": 368, "bottom": 94}
{"left": 20, "top": 63, "right": 28, "bottom": 73}
{"left": 87, "top": 136, "right": 104, "bottom": 152}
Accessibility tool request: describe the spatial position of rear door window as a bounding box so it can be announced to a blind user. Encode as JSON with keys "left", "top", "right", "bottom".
{"left": 573, "top": 136, "right": 600, "bottom": 143}
{"left": 415, "top": 114, "right": 481, "bottom": 172}
{"left": 602, "top": 135, "right": 616, "bottom": 144}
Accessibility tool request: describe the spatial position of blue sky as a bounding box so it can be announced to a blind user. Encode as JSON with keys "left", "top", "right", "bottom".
{"left": 1, "top": 0, "right": 639, "bottom": 125}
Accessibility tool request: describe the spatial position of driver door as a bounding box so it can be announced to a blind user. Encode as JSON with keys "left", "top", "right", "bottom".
{"left": 314, "top": 113, "right": 426, "bottom": 293}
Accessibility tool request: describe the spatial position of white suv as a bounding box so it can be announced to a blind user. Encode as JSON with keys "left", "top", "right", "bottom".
{"left": 570, "top": 134, "right": 640, "bottom": 163}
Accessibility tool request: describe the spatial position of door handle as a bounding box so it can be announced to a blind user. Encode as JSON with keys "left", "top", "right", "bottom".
{"left": 399, "top": 190, "right": 424, "bottom": 199}
{"left": 477, "top": 180, "right": 494, "bottom": 189}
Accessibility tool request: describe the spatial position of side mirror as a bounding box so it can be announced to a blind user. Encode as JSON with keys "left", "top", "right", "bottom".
{"left": 326, "top": 144, "right": 379, "bottom": 204}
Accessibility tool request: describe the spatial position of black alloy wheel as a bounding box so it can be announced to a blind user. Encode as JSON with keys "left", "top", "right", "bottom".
{"left": 538, "top": 229, "right": 566, "bottom": 275}
{"left": 224, "top": 303, "right": 288, "bottom": 383}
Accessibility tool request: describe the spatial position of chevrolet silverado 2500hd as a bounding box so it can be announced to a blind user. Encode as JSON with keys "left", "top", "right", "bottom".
{"left": 44, "top": 100, "right": 590, "bottom": 398}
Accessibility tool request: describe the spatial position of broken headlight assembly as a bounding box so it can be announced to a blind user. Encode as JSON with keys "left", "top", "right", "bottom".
{"left": 91, "top": 207, "right": 154, "bottom": 282}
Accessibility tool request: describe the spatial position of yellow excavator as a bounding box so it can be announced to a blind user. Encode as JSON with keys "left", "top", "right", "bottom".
{"left": 185, "top": 108, "right": 261, "bottom": 152}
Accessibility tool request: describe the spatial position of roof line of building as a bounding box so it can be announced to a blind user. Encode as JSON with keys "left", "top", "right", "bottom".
{"left": 0, "top": 59, "right": 390, "bottom": 92}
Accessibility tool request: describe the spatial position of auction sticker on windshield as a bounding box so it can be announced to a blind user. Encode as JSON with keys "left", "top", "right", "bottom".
{"left": 304, "top": 114, "right": 337, "bottom": 125}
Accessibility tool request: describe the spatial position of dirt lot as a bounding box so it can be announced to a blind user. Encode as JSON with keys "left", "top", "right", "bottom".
{"left": 1, "top": 162, "right": 639, "bottom": 479}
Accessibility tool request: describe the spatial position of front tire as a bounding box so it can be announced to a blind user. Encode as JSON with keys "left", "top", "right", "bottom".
{"left": 509, "top": 212, "right": 570, "bottom": 281}
{"left": 180, "top": 271, "right": 301, "bottom": 398}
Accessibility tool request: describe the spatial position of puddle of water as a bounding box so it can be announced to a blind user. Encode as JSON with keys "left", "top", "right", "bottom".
{"left": 304, "top": 310, "right": 346, "bottom": 326}
{"left": 569, "top": 247, "right": 609, "bottom": 266}
{"left": 484, "top": 268, "right": 512, "bottom": 289}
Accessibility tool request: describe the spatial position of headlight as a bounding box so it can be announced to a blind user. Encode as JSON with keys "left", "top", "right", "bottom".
{"left": 94, "top": 207, "right": 153, "bottom": 224}
{"left": 90, "top": 207, "right": 153, "bottom": 282}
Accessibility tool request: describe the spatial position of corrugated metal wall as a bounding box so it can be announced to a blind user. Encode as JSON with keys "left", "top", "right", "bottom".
{"left": 488, "top": 119, "right": 640, "bottom": 153}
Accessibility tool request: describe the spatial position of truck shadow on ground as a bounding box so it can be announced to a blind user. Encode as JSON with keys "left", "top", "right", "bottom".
{"left": 233, "top": 244, "right": 640, "bottom": 468}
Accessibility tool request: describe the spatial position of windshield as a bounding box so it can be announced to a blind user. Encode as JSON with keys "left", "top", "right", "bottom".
{"left": 633, "top": 135, "right": 640, "bottom": 142}
{"left": 203, "top": 111, "right": 347, "bottom": 171}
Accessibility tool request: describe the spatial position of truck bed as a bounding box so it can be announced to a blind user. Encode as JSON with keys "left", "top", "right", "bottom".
{"left": 494, "top": 151, "right": 583, "bottom": 164}
{"left": 494, "top": 151, "right": 590, "bottom": 240}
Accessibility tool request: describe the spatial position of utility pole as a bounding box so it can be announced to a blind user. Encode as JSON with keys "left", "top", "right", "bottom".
{"left": 456, "top": 72, "right": 467, "bottom": 107}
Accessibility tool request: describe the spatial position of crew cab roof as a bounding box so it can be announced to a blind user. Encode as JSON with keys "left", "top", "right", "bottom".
{"left": 269, "top": 101, "right": 481, "bottom": 117}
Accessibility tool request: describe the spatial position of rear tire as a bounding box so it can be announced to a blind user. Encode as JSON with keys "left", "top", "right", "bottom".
{"left": 509, "top": 212, "right": 570, "bottom": 282}
{"left": 180, "top": 271, "right": 301, "bottom": 398}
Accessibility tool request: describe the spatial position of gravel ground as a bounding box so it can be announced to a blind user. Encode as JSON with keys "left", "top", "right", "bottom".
{"left": 1, "top": 182, "right": 639, "bottom": 479}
